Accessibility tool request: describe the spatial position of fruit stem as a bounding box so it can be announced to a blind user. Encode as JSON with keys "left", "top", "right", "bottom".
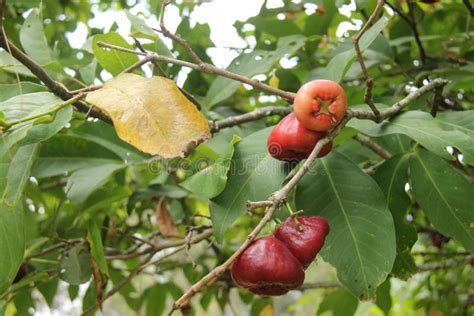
{"left": 285, "top": 202, "right": 304, "bottom": 232}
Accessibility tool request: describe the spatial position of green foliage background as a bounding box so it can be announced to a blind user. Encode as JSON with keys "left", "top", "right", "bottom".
{"left": 0, "top": 0, "right": 473, "bottom": 315}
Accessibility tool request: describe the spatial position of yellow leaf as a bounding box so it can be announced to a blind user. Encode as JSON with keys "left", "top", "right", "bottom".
{"left": 269, "top": 70, "right": 279, "bottom": 89}
{"left": 86, "top": 74, "right": 211, "bottom": 158}
{"left": 259, "top": 304, "right": 274, "bottom": 316}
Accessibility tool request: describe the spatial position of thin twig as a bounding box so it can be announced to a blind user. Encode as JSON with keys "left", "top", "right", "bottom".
{"left": 133, "top": 37, "right": 169, "bottom": 77}
{"left": 430, "top": 85, "right": 444, "bottom": 117}
{"left": 348, "top": 78, "right": 449, "bottom": 120}
{"left": 354, "top": 133, "right": 392, "bottom": 159}
{"left": 121, "top": 55, "right": 157, "bottom": 74}
{"left": 246, "top": 200, "right": 274, "bottom": 210}
{"left": 105, "top": 229, "right": 212, "bottom": 260}
{"left": 407, "top": 0, "right": 427, "bottom": 64}
{"left": 352, "top": 0, "right": 384, "bottom": 121}
{"left": 159, "top": 0, "right": 203, "bottom": 65}
{"left": 210, "top": 106, "right": 291, "bottom": 132}
{"left": 24, "top": 240, "right": 82, "bottom": 261}
{"left": 385, "top": 1, "right": 426, "bottom": 64}
{"left": 412, "top": 251, "right": 470, "bottom": 257}
{"left": 96, "top": 41, "right": 296, "bottom": 102}
{"left": 418, "top": 255, "right": 474, "bottom": 271}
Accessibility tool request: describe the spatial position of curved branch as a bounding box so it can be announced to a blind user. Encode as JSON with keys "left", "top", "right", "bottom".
{"left": 348, "top": 78, "right": 449, "bottom": 120}
{"left": 210, "top": 106, "right": 291, "bottom": 132}
{"left": 0, "top": 34, "right": 111, "bottom": 124}
{"left": 96, "top": 41, "right": 296, "bottom": 102}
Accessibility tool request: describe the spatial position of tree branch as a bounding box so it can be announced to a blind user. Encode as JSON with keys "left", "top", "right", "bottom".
{"left": 354, "top": 133, "right": 392, "bottom": 159}
{"left": 385, "top": 1, "right": 427, "bottom": 64}
{"left": 348, "top": 78, "right": 449, "bottom": 120}
{"left": 352, "top": 0, "right": 384, "bottom": 121}
{"left": 158, "top": 0, "right": 204, "bottom": 65}
{"left": 209, "top": 106, "right": 291, "bottom": 132}
{"left": 418, "top": 255, "right": 474, "bottom": 271}
{"left": 96, "top": 41, "right": 296, "bottom": 103}
{"left": 0, "top": 34, "right": 111, "bottom": 124}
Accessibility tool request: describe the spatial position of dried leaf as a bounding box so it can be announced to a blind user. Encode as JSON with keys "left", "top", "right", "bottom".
{"left": 156, "top": 197, "right": 180, "bottom": 237}
{"left": 86, "top": 74, "right": 211, "bottom": 158}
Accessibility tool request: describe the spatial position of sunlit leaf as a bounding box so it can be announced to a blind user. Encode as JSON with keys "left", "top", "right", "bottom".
{"left": 92, "top": 32, "right": 139, "bottom": 76}
{"left": 20, "top": 9, "right": 54, "bottom": 65}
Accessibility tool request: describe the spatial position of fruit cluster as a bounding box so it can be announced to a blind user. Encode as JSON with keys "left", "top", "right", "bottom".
{"left": 267, "top": 80, "right": 347, "bottom": 161}
{"left": 231, "top": 216, "right": 329, "bottom": 295}
{"left": 231, "top": 80, "right": 347, "bottom": 296}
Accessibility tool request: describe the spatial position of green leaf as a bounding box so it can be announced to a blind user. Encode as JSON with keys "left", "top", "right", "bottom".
{"left": 0, "top": 82, "right": 47, "bottom": 102}
{"left": 33, "top": 135, "right": 123, "bottom": 178}
{"left": 180, "top": 135, "right": 240, "bottom": 198}
{"left": 68, "top": 285, "right": 79, "bottom": 301}
{"left": 0, "top": 92, "right": 61, "bottom": 122}
{"left": 92, "top": 32, "right": 139, "bottom": 76}
{"left": 79, "top": 60, "right": 97, "bottom": 86}
{"left": 319, "top": 16, "right": 389, "bottom": 82}
{"left": 58, "top": 243, "right": 92, "bottom": 285}
{"left": 210, "top": 128, "right": 287, "bottom": 242}
{"left": 0, "top": 92, "right": 72, "bottom": 149}
{"left": 206, "top": 35, "right": 305, "bottom": 108}
{"left": 109, "top": 269, "right": 141, "bottom": 310}
{"left": 20, "top": 9, "right": 54, "bottom": 65}
{"left": 409, "top": 149, "right": 474, "bottom": 252}
{"left": 247, "top": 16, "right": 302, "bottom": 37}
{"left": 349, "top": 111, "right": 474, "bottom": 165}
{"left": 0, "top": 144, "right": 39, "bottom": 293}
{"left": 87, "top": 220, "right": 109, "bottom": 275}
{"left": 17, "top": 106, "right": 72, "bottom": 147}
{"left": 304, "top": 0, "right": 340, "bottom": 36}
{"left": 37, "top": 279, "right": 59, "bottom": 307}
{"left": 0, "top": 51, "right": 34, "bottom": 77}
{"left": 318, "top": 288, "right": 358, "bottom": 316}
{"left": 125, "top": 10, "right": 157, "bottom": 40}
{"left": 375, "top": 279, "right": 392, "bottom": 315}
{"left": 2, "top": 144, "right": 39, "bottom": 206}
{"left": 146, "top": 284, "right": 167, "bottom": 316}
{"left": 66, "top": 163, "right": 126, "bottom": 206}
{"left": 437, "top": 110, "right": 474, "bottom": 138}
{"left": 295, "top": 151, "right": 396, "bottom": 298}
{"left": 373, "top": 154, "right": 417, "bottom": 279}
{"left": 69, "top": 121, "right": 150, "bottom": 163}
